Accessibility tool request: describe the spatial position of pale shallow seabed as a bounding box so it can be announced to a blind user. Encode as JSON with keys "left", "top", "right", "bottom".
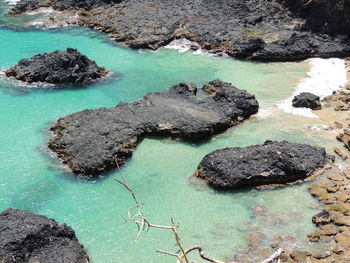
{"left": 0, "top": 2, "right": 348, "bottom": 262}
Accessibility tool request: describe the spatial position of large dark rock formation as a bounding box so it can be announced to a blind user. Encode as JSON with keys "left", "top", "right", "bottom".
{"left": 195, "top": 141, "right": 332, "bottom": 189}
{"left": 0, "top": 208, "right": 89, "bottom": 263}
{"left": 49, "top": 80, "right": 258, "bottom": 177}
{"left": 281, "top": 0, "right": 350, "bottom": 36}
{"left": 292, "top": 92, "right": 321, "bottom": 110}
{"left": 4, "top": 48, "right": 108, "bottom": 85}
{"left": 8, "top": 0, "right": 350, "bottom": 61}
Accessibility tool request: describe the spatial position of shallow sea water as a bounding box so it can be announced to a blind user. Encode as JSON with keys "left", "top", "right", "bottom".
{"left": 0, "top": 2, "right": 347, "bottom": 262}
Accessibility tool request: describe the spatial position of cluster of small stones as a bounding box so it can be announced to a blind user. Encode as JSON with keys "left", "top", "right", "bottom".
{"left": 292, "top": 168, "right": 350, "bottom": 263}
{"left": 267, "top": 59, "right": 350, "bottom": 263}
{"left": 234, "top": 167, "right": 350, "bottom": 263}
{"left": 320, "top": 58, "right": 350, "bottom": 161}
{"left": 235, "top": 205, "right": 306, "bottom": 263}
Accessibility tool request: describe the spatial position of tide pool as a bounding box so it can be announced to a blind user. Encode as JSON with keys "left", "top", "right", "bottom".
{"left": 0, "top": 4, "right": 345, "bottom": 262}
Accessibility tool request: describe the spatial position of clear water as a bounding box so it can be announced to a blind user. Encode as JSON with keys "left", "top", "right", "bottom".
{"left": 0, "top": 3, "right": 344, "bottom": 262}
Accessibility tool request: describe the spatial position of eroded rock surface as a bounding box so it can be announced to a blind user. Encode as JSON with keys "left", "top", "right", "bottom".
{"left": 8, "top": 0, "right": 350, "bottom": 61}
{"left": 49, "top": 80, "right": 258, "bottom": 177}
{"left": 0, "top": 208, "right": 89, "bottom": 263}
{"left": 4, "top": 48, "right": 108, "bottom": 84}
{"left": 195, "top": 140, "right": 332, "bottom": 189}
{"left": 292, "top": 92, "right": 321, "bottom": 110}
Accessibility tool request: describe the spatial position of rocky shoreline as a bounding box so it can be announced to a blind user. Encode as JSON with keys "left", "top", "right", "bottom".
{"left": 233, "top": 59, "right": 350, "bottom": 263}
{"left": 7, "top": 0, "right": 350, "bottom": 61}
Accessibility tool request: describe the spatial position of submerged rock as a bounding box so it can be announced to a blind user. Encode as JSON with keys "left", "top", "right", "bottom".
{"left": 4, "top": 48, "right": 108, "bottom": 85}
{"left": 8, "top": 0, "right": 350, "bottom": 61}
{"left": 292, "top": 92, "right": 321, "bottom": 110}
{"left": 0, "top": 208, "right": 89, "bottom": 263}
{"left": 195, "top": 141, "right": 331, "bottom": 189}
{"left": 49, "top": 80, "right": 258, "bottom": 177}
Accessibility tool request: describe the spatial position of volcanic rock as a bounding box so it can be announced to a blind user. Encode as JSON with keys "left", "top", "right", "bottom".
{"left": 292, "top": 92, "right": 321, "bottom": 110}
{"left": 0, "top": 208, "right": 89, "bottom": 263}
{"left": 4, "top": 48, "right": 108, "bottom": 85}
{"left": 195, "top": 140, "right": 331, "bottom": 189}
{"left": 48, "top": 80, "right": 258, "bottom": 177}
{"left": 8, "top": 0, "right": 350, "bottom": 61}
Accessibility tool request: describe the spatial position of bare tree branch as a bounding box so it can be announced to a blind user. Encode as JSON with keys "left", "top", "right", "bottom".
{"left": 114, "top": 156, "right": 284, "bottom": 263}
{"left": 260, "top": 248, "right": 284, "bottom": 263}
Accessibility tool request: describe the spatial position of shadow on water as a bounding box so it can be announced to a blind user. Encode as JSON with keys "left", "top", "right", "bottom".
{"left": 7, "top": 178, "right": 62, "bottom": 213}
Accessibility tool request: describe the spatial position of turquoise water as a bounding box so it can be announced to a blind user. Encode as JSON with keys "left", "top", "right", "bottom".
{"left": 0, "top": 3, "right": 344, "bottom": 262}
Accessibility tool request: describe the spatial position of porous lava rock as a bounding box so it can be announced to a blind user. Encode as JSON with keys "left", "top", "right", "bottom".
{"left": 49, "top": 80, "right": 259, "bottom": 177}
{"left": 195, "top": 140, "right": 331, "bottom": 189}
{"left": 8, "top": 0, "right": 350, "bottom": 61}
{"left": 0, "top": 208, "right": 89, "bottom": 263}
{"left": 292, "top": 92, "right": 321, "bottom": 110}
{"left": 4, "top": 48, "right": 108, "bottom": 85}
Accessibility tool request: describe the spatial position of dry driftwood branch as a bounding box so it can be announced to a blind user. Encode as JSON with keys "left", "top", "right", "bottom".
{"left": 115, "top": 157, "right": 284, "bottom": 263}
{"left": 260, "top": 248, "right": 284, "bottom": 263}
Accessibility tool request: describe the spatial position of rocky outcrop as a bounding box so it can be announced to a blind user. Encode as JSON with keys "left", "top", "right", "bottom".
{"left": 8, "top": 0, "right": 124, "bottom": 12}
{"left": 281, "top": 0, "right": 350, "bottom": 36}
{"left": 4, "top": 48, "right": 108, "bottom": 85}
{"left": 292, "top": 92, "right": 321, "bottom": 110}
{"left": 48, "top": 80, "right": 258, "bottom": 177}
{"left": 195, "top": 140, "right": 332, "bottom": 189}
{"left": 8, "top": 0, "right": 350, "bottom": 61}
{"left": 0, "top": 208, "right": 89, "bottom": 263}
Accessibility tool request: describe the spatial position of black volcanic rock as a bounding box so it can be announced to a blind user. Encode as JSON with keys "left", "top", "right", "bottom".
{"left": 48, "top": 80, "right": 259, "bottom": 177}
{"left": 4, "top": 48, "right": 108, "bottom": 85}
{"left": 8, "top": 0, "right": 123, "bottom": 12}
{"left": 292, "top": 92, "right": 321, "bottom": 110}
{"left": 312, "top": 210, "right": 331, "bottom": 226}
{"left": 195, "top": 141, "right": 331, "bottom": 189}
{"left": 8, "top": 0, "right": 350, "bottom": 61}
{"left": 0, "top": 209, "right": 89, "bottom": 263}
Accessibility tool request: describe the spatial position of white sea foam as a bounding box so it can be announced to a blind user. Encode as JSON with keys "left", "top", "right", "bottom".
{"left": 27, "top": 8, "right": 78, "bottom": 29}
{"left": 164, "top": 38, "right": 221, "bottom": 57}
{"left": 26, "top": 7, "right": 54, "bottom": 16}
{"left": 164, "top": 38, "right": 195, "bottom": 53}
{"left": 277, "top": 58, "right": 347, "bottom": 118}
{"left": 4, "top": 0, "right": 21, "bottom": 6}
{"left": 255, "top": 108, "right": 273, "bottom": 119}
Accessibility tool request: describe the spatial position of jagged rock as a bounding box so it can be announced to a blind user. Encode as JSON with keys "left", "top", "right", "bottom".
{"left": 8, "top": 0, "right": 350, "bottom": 61}
{"left": 195, "top": 140, "right": 331, "bottom": 189}
{"left": 334, "top": 147, "right": 348, "bottom": 160}
{"left": 9, "top": 0, "right": 123, "bottom": 12}
{"left": 246, "top": 232, "right": 266, "bottom": 247}
{"left": 335, "top": 231, "right": 350, "bottom": 250}
{"left": 312, "top": 211, "right": 331, "bottom": 226}
{"left": 0, "top": 209, "right": 89, "bottom": 263}
{"left": 4, "top": 48, "right": 108, "bottom": 85}
{"left": 49, "top": 80, "right": 259, "bottom": 177}
{"left": 292, "top": 92, "right": 321, "bottom": 110}
{"left": 290, "top": 251, "right": 312, "bottom": 262}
